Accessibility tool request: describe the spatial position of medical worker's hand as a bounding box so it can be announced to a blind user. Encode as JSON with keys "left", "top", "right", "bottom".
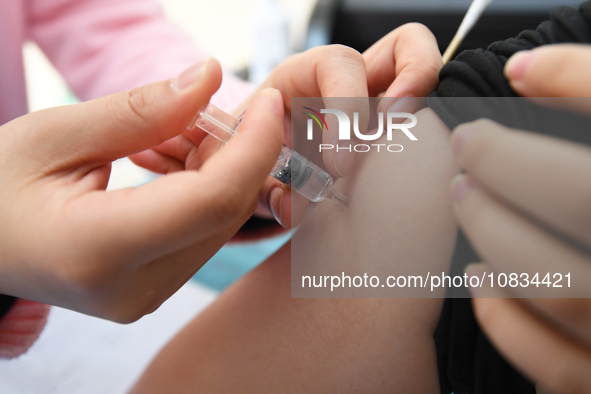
{"left": 452, "top": 44, "right": 591, "bottom": 393}
{"left": 132, "top": 24, "right": 442, "bottom": 228}
{"left": 0, "top": 59, "right": 283, "bottom": 323}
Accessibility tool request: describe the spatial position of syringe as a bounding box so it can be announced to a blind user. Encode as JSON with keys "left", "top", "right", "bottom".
{"left": 191, "top": 103, "right": 349, "bottom": 208}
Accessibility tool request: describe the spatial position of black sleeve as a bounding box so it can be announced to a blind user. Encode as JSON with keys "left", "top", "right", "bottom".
{"left": 429, "top": 2, "right": 591, "bottom": 394}
{"left": 430, "top": 1, "right": 591, "bottom": 127}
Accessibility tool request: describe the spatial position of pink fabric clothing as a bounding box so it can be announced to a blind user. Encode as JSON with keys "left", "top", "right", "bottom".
{"left": 0, "top": 299, "right": 50, "bottom": 359}
{"left": 0, "top": 0, "right": 254, "bottom": 126}
{"left": 0, "top": 0, "right": 260, "bottom": 359}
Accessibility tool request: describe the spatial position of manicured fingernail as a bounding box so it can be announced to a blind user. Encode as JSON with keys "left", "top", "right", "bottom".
{"left": 271, "top": 89, "right": 284, "bottom": 119}
{"left": 270, "top": 187, "right": 284, "bottom": 228}
{"left": 465, "top": 263, "right": 487, "bottom": 297}
{"left": 334, "top": 142, "right": 357, "bottom": 177}
{"left": 171, "top": 59, "right": 209, "bottom": 91}
{"left": 451, "top": 174, "right": 475, "bottom": 203}
{"left": 451, "top": 123, "right": 475, "bottom": 155}
{"left": 505, "top": 50, "right": 536, "bottom": 81}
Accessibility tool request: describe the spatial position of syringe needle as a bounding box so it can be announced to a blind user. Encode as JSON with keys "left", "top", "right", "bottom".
{"left": 326, "top": 187, "right": 349, "bottom": 209}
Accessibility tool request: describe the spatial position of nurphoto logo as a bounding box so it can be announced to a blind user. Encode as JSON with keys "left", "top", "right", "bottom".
{"left": 303, "top": 107, "right": 418, "bottom": 153}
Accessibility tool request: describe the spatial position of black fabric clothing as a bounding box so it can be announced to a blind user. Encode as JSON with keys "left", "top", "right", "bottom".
{"left": 429, "top": 2, "right": 591, "bottom": 394}
{"left": 0, "top": 295, "right": 16, "bottom": 319}
{"left": 434, "top": 1, "right": 591, "bottom": 102}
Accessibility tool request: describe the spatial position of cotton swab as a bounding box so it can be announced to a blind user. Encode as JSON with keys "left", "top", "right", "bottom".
{"left": 442, "top": 0, "right": 494, "bottom": 64}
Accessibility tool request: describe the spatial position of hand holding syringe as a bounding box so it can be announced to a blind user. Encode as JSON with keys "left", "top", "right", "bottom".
{"left": 191, "top": 103, "right": 349, "bottom": 208}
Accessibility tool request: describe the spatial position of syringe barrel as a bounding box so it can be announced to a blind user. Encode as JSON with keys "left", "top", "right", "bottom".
{"left": 270, "top": 146, "right": 332, "bottom": 202}
{"left": 192, "top": 102, "right": 334, "bottom": 203}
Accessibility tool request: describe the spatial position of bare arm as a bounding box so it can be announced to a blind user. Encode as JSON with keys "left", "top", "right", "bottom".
{"left": 131, "top": 107, "right": 459, "bottom": 393}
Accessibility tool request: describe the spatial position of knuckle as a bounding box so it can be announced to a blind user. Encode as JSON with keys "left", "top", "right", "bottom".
{"left": 398, "top": 22, "right": 432, "bottom": 37}
{"left": 375, "top": 22, "right": 441, "bottom": 95}
{"left": 123, "top": 86, "right": 155, "bottom": 132}
{"left": 328, "top": 44, "right": 364, "bottom": 63}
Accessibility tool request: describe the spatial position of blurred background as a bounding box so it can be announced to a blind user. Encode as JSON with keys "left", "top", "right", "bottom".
{"left": 24, "top": 0, "right": 318, "bottom": 112}
{"left": 26, "top": 0, "right": 583, "bottom": 112}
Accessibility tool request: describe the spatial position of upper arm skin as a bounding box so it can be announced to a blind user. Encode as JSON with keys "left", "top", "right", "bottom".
{"left": 292, "top": 107, "right": 459, "bottom": 299}
{"left": 131, "top": 108, "right": 459, "bottom": 394}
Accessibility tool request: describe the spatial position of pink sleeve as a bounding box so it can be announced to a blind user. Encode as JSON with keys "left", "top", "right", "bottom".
{"left": 25, "top": 0, "right": 253, "bottom": 112}
{"left": 0, "top": 299, "right": 50, "bottom": 359}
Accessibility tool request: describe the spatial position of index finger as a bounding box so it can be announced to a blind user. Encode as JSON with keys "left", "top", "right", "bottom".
{"left": 268, "top": 44, "right": 368, "bottom": 112}
{"left": 453, "top": 119, "right": 591, "bottom": 247}
{"left": 363, "top": 23, "right": 442, "bottom": 98}
{"left": 266, "top": 45, "right": 369, "bottom": 177}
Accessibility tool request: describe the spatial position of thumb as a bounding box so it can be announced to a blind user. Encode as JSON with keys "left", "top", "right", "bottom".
{"left": 75, "top": 88, "right": 285, "bottom": 259}
{"left": 23, "top": 58, "right": 222, "bottom": 166}
{"left": 505, "top": 44, "right": 591, "bottom": 98}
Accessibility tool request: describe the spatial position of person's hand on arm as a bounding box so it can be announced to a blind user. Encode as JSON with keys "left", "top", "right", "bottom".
{"left": 363, "top": 23, "right": 443, "bottom": 99}
{"left": 0, "top": 59, "right": 284, "bottom": 323}
{"left": 451, "top": 44, "right": 591, "bottom": 393}
{"left": 131, "top": 23, "right": 443, "bottom": 228}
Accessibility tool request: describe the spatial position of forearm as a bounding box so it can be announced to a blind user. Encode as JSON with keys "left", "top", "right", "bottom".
{"left": 132, "top": 245, "right": 443, "bottom": 393}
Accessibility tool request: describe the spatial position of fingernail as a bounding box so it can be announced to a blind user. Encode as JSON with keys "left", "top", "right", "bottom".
{"left": 451, "top": 174, "right": 475, "bottom": 203}
{"left": 505, "top": 50, "right": 536, "bottom": 81}
{"left": 270, "top": 187, "right": 284, "bottom": 228}
{"left": 387, "top": 96, "right": 417, "bottom": 114}
{"left": 451, "top": 123, "right": 475, "bottom": 155}
{"left": 271, "top": 89, "right": 284, "bottom": 119}
{"left": 171, "top": 59, "right": 208, "bottom": 91}
{"left": 334, "top": 142, "right": 357, "bottom": 177}
{"left": 465, "top": 263, "right": 487, "bottom": 297}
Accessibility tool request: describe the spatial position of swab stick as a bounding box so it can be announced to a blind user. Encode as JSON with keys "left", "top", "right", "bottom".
{"left": 442, "top": 0, "right": 494, "bottom": 64}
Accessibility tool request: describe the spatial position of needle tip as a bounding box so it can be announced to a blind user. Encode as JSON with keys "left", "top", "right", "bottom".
{"left": 326, "top": 187, "right": 349, "bottom": 209}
